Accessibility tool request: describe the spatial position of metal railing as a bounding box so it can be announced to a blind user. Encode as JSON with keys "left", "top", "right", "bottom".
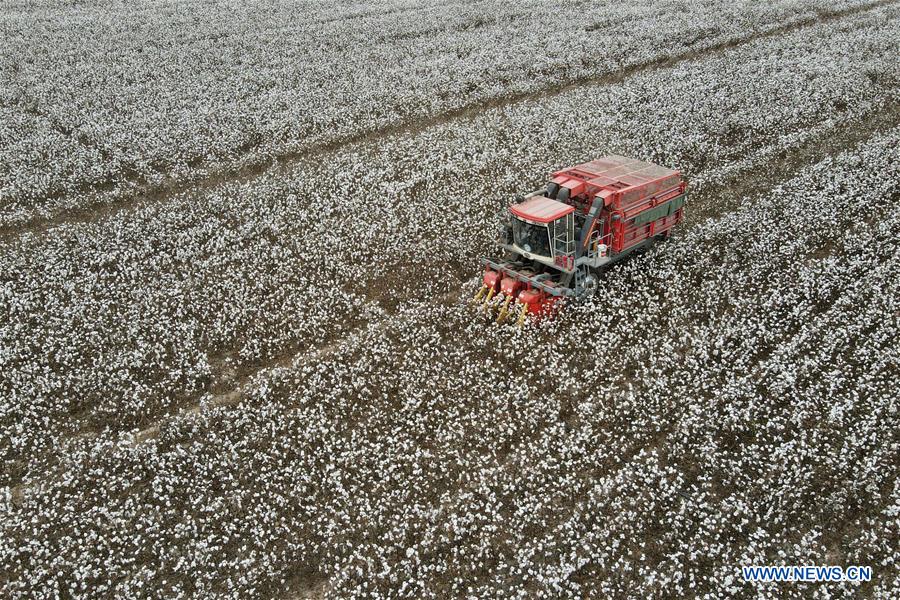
{"left": 584, "top": 229, "right": 612, "bottom": 261}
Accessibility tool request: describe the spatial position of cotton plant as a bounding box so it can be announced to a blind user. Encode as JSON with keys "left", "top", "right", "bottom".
{"left": 0, "top": 2, "right": 899, "bottom": 598}
{"left": 0, "top": 0, "right": 888, "bottom": 227}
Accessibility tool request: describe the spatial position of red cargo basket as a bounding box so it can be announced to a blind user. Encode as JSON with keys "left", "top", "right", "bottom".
{"left": 553, "top": 155, "right": 686, "bottom": 253}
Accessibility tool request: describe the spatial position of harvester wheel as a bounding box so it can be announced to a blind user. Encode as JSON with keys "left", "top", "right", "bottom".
{"left": 580, "top": 272, "right": 598, "bottom": 297}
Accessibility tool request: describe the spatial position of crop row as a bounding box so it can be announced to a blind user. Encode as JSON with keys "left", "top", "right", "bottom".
{"left": 0, "top": 0, "right": 884, "bottom": 225}
{"left": 1, "top": 5, "right": 897, "bottom": 489}
{"left": 2, "top": 122, "right": 897, "bottom": 598}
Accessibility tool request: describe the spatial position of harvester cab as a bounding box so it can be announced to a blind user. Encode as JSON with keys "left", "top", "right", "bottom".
{"left": 476, "top": 155, "right": 686, "bottom": 325}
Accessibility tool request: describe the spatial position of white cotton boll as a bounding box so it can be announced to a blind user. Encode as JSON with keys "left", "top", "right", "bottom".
{"left": 1, "top": 3, "right": 898, "bottom": 599}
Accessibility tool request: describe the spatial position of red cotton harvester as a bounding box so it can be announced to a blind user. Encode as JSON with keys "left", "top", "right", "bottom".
{"left": 476, "top": 155, "right": 687, "bottom": 325}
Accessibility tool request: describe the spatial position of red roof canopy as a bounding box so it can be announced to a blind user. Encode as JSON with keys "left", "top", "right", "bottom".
{"left": 556, "top": 155, "right": 679, "bottom": 193}
{"left": 509, "top": 196, "right": 574, "bottom": 223}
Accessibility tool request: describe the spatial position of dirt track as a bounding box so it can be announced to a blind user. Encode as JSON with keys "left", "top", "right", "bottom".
{"left": 1, "top": 0, "right": 894, "bottom": 241}
{"left": 2, "top": 2, "right": 898, "bottom": 597}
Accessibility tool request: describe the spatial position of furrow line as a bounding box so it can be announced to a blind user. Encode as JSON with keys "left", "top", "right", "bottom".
{"left": 1, "top": 0, "right": 894, "bottom": 242}
{"left": 118, "top": 99, "right": 900, "bottom": 447}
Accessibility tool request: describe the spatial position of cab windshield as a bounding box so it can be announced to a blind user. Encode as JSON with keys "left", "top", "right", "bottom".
{"left": 512, "top": 217, "right": 551, "bottom": 256}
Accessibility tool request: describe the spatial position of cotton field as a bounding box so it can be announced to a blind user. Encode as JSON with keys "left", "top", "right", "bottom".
{"left": 1, "top": 0, "right": 898, "bottom": 598}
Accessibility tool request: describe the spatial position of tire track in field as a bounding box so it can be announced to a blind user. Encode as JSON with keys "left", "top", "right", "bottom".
{"left": 9, "top": 12, "right": 899, "bottom": 483}
{"left": 37, "top": 95, "right": 896, "bottom": 454}
{"left": 122, "top": 100, "right": 899, "bottom": 451}
{"left": 689, "top": 100, "right": 900, "bottom": 222}
{"left": 319, "top": 121, "right": 900, "bottom": 595}
{"left": 123, "top": 98, "right": 900, "bottom": 447}
{"left": 129, "top": 311, "right": 396, "bottom": 445}
{"left": 7, "top": 94, "right": 897, "bottom": 490}
{"left": 1, "top": 0, "right": 894, "bottom": 242}
{"left": 9, "top": 103, "right": 895, "bottom": 516}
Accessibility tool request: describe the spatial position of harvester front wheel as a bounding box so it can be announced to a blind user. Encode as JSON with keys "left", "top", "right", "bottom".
{"left": 579, "top": 271, "right": 598, "bottom": 298}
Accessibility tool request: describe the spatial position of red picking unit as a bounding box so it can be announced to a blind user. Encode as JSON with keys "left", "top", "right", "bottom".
{"left": 475, "top": 155, "right": 687, "bottom": 324}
